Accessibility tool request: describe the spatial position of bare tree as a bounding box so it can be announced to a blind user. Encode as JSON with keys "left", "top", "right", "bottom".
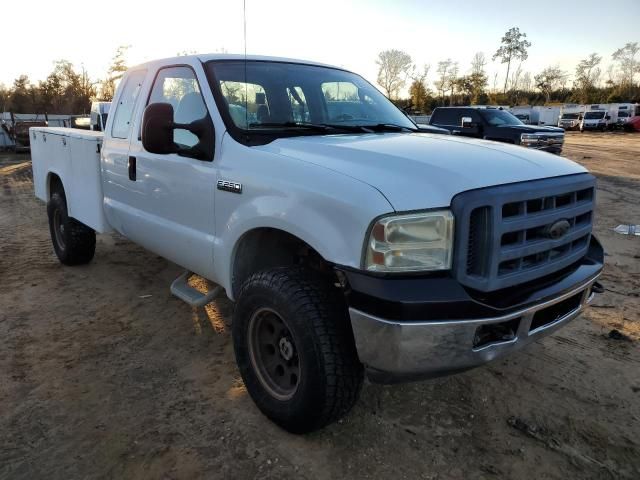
{"left": 446, "top": 62, "right": 459, "bottom": 105}
{"left": 574, "top": 53, "right": 602, "bottom": 103}
{"left": 408, "top": 64, "right": 430, "bottom": 111}
{"left": 535, "top": 66, "right": 568, "bottom": 103}
{"left": 612, "top": 42, "right": 640, "bottom": 92}
{"left": 471, "top": 52, "right": 486, "bottom": 76}
{"left": 509, "top": 63, "right": 523, "bottom": 91}
{"left": 434, "top": 59, "right": 454, "bottom": 105}
{"left": 521, "top": 72, "right": 533, "bottom": 92}
{"left": 467, "top": 53, "right": 488, "bottom": 104}
{"left": 376, "top": 49, "right": 413, "bottom": 100}
{"left": 98, "top": 45, "right": 131, "bottom": 101}
{"left": 493, "top": 27, "right": 532, "bottom": 93}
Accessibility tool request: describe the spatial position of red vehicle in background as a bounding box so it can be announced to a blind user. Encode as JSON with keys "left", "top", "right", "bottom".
{"left": 626, "top": 115, "right": 640, "bottom": 132}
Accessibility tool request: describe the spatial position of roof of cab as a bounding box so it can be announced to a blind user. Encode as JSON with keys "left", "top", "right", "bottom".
{"left": 130, "top": 53, "right": 342, "bottom": 71}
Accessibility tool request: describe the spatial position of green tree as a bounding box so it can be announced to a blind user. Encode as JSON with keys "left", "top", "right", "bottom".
{"left": 9, "top": 75, "right": 33, "bottom": 112}
{"left": 376, "top": 49, "right": 413, "bottom": 100}
{"left": 408, "top": 65, "right": 430, "bottom": 111}
{"left": 408, "top": 80, "right": 428, "bottom": 112}
{"left": 493, "top": 27, "right": 532, "bottom": 93}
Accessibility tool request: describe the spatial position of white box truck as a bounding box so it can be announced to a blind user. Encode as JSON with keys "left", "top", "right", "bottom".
{"left": 581, "top": 104, "right": 618, "bottom": 131}
{"left": 509, "top": 105, "right": 537, "bottom": 124}
{"left": 535, "top": 106, "right": 561, "bottom": 126}
{"left": 615, "top": 103, "right": 639, "bottom": 129}
{"left": 558, "top": 104, "right": 585, "bottom": 130}
{"left": 30, "top": 54, "right": 604, "bottom": 433}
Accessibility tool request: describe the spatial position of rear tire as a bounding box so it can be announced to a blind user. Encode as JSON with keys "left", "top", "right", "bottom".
{"left": 232, "top": 267, "right": 363, "bottom": 433}
{"left": 47, "top": 190, "right": 96, "bottom": 265}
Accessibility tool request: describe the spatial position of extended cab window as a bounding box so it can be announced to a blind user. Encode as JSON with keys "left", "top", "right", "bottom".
{"left": 111, "top": 70, "right": 146, "bottom": 139}
{"left": 148, "top": 66, "right": 208, "bottom": 149}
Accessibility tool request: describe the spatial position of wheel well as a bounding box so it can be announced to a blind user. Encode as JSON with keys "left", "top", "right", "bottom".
{"left": 48, "top": 173, "right": 64, "bottom": 198}
{"left": 232, "top": 228, "right": 334, "bottom": 297}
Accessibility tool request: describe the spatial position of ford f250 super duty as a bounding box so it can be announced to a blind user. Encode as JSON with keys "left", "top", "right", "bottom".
{"left": 430, "top": 106, "right": 565, "bottom": 154}
{"left": 30, "top": 54, "right": 604, "bottom": 433}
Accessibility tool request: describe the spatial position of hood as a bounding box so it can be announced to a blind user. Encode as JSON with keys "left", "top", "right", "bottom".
{"left": 498, "top": 124, "right": 564, "bottom": 133}
{"left": 258, "top": 133, "right": 586, "bottom": 211}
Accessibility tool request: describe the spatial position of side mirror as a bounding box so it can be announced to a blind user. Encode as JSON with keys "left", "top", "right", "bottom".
{"left": 142, "top": 102, "right": 214, "bottom": 161}
{"left": 142, "top": 103, "right": 176, "bottom": 155}
{"left": 461, "top": 116, "right": 474, "bottom": 128}
{"left": 605, "top": 115, "right": 611, "bottom": 120}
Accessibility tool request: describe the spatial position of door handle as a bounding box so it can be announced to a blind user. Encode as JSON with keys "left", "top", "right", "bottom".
{"left": 128, "top": 156, "right": 136, "bottom": 181}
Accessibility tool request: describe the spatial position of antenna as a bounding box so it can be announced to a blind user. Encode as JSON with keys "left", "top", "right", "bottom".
{"left": 243, "top": 0, "right": 248, "bottom": 133}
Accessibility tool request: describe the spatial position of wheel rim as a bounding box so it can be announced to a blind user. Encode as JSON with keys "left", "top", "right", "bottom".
{"left": 248, "top": 307, "right": 301, "bottom": 401}
{"left": 53, "top": 208, "right": 66, "bottom": 250}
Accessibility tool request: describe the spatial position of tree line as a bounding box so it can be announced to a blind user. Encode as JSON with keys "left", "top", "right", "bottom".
{"left": 376, "top": 29, "right": 640, "bottom": 113}
{"left": 0, "top": 46, "right": 130, "bottom": 115}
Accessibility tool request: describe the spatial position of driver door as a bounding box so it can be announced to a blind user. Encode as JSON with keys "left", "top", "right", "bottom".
{"left": 126, "top": 65, "right": 218, "bottom": 279}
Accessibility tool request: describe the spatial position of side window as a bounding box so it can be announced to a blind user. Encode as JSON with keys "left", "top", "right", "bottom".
{"left": 148, "top": 66, "right": 208, "bottom": 149}
{"left": 431, "top": 109, "right": 456, "bottom": 125}
{"left": 219, "top": 80, "right": 268, "bottom": 128}
{"left": 111, "top": 70, "right": 146, "bottom": 139}
{"left": 458, "top": 110, "right": 481, "bottom": 125}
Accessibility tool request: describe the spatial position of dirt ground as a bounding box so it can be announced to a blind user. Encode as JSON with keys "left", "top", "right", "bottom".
{"left": 1, "top": 132, "right": 639, "bottom": 480}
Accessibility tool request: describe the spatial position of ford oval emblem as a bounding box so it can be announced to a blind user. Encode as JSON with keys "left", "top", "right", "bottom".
{"left": 546, "top": 219, "right": 571, "bottom": 240}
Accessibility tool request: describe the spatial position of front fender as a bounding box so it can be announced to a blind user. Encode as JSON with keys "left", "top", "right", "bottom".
{"left": 213, "top": 137, "right": 394, "bottom": 298}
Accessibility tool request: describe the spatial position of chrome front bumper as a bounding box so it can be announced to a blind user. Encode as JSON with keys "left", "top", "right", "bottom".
{"left": 349, "top": 276, "right": 599, "bottom": 383}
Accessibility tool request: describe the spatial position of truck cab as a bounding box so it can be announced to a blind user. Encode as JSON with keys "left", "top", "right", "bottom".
{"left": 616, "top": 103, "right": 639, "bottom": 129}
{"left": 559, "top": 104, "right": 585, "bottom": 130}
{"left": 581, "top": 104, "right": 617, "bottom": 131}
{"left": 30, "top": 54, "right": 602, "bottom": 433}
{"left": 429, "top": 106, "right": 564, "bottom": 153}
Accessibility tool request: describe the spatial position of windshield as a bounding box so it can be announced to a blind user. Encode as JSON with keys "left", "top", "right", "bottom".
{"left": 618, "top": 111, "right": 630, "bottom": 118}
{"left": 514, "top": 114, "right": 529, "bottom": 120}
{"left": 561, "top": 113, "right": 580, "bottom": 119}
{"left": 206, "top": 60, "right": 416, "bottom": 135}
{"left": 584, "top": 111, "right": 605, "bottom": 119}
{"left": 478, "top": 109, "right": 523, "bottom": 126}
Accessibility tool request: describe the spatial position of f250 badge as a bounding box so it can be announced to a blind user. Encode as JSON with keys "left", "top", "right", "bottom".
{"left": 217, "top": 180, "right": 242, "bottom": 194}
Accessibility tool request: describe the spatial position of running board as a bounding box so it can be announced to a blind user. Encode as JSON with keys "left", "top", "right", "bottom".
{"left": 170, "top": 271, "right": 223, "bottom": 307}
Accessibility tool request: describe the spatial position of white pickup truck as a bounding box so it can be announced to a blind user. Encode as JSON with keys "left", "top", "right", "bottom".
{"left": 31, "top": 54, "right": 604, "bottom": 433}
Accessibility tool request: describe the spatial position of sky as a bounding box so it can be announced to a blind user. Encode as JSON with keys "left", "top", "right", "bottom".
{"left": 2, "top": 0, "right": 638, "bottom": 92}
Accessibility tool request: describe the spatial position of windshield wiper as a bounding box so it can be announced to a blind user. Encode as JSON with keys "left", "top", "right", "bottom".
{"left": 248, "top": 121, "right": 417, "bottom": 134}
{"left": 365, "top": 123, "right": 417, "bottom": 132}
{"left": 248, "top": 121, "right": 364, "bottom": 133}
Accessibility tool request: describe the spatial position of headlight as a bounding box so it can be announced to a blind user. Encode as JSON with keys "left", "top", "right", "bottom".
{"left": 364, "top": 210, "right": 454, "bottom": 272}
{"left": 520, "top": 133, "right": 541, "bottom": 145}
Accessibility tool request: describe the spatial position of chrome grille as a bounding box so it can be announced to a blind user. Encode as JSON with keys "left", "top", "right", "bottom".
{"left": 452, "top": 174, "right": 596, "bottom": 292}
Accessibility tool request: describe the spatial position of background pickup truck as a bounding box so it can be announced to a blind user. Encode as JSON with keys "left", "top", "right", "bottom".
{"left": 31, "top": 54, "right": 603, "bottom": 433}
{"left": 429, "top": 106, "right": 565, "bottom": 154}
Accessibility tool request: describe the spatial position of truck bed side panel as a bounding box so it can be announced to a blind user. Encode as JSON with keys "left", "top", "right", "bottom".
{"left": 30, "top": 127, "right": 112, "bottom": 233}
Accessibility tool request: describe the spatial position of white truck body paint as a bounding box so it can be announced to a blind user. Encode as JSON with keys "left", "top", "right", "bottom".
{"left": 30, "top": 54, "right": 590, "bottom": 299}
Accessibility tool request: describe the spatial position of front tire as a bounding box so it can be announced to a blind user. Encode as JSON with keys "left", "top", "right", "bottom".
{"left": 232, "top": 267, "right": 363, "bottom": 433}
{"left": 47, "top": 191, "right": 96, "bottom": 265}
